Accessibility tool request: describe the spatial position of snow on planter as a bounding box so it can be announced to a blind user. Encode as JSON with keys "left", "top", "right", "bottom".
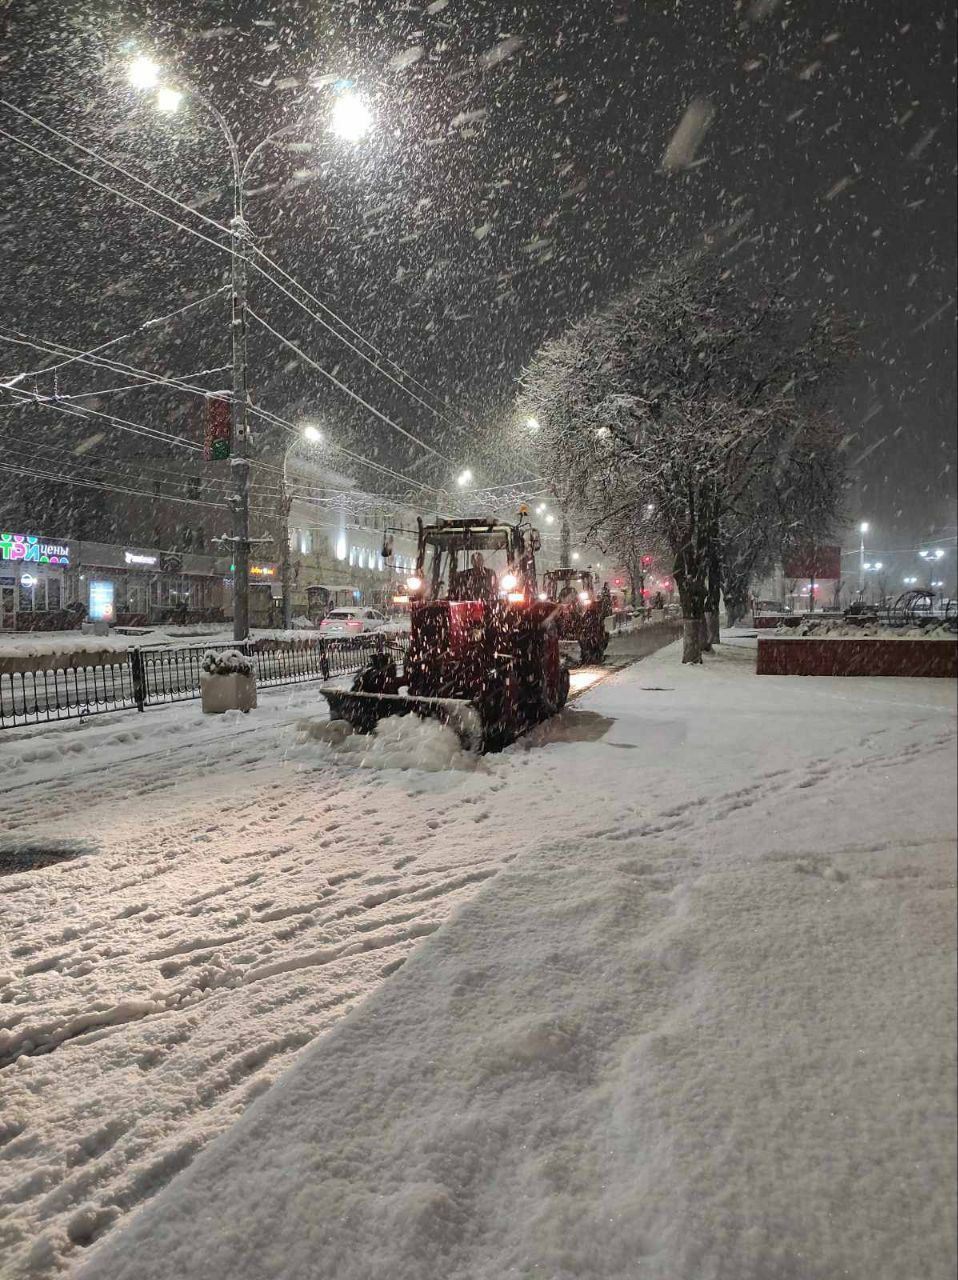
{"left": 200, "top": 649, "right": 257, "bottom": 714}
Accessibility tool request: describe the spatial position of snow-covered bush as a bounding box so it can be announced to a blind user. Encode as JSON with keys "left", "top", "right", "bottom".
{"left": 200, "top": 649, "right": 254, "bottom": 678}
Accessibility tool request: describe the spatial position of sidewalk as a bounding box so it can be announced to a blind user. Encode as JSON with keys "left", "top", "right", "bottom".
{"left": 72, "top": 641, "right": 957, "bottom": 1280}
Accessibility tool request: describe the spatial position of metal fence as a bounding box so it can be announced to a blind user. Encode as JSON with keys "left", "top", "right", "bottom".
{"left": 0, "top": 634, "right": 409, "bottom": 731}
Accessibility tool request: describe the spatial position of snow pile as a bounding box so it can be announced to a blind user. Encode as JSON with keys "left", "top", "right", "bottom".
{"left": 774, "top": 618, "right": 956, "bottom": 640}
{"left": 296, "top": 714, "right": 480, "bottom": 773}
{"left": 200, "top": 649, "right": 254, "bottom": 677}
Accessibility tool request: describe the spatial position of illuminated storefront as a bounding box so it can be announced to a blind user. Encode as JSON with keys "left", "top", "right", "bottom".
{"left": 0, "top": 531, "right": 75, "bottom": 628}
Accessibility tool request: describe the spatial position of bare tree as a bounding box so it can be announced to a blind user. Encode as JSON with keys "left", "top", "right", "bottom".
{"left": 521, "top": 260, "right": 851, "bottom": 663}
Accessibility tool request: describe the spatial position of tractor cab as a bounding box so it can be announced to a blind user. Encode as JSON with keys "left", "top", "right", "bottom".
{"left": 405, "top": 515, "right": 540, "bottom": 607}
{"left": 540, "top": 566, "right": 609, "bottom": 665}
{"left": 542, "top": 567, "right": 598, "bottom": 608}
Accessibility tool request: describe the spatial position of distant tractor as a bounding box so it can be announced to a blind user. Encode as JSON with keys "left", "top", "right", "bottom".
{"left": 321, "top": 510, "right": 570, "bottom": 751}
{"left": 541, "top": 567, "right": 609, "bottom": 664}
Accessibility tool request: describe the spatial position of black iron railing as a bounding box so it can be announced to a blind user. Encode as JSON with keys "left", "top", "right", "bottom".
{"left": 0, "top": 634, "right": 409, "bottom": 730}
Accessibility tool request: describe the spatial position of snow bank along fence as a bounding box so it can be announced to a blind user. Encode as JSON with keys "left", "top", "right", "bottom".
{"left": 0, "top": 635, "right": 410, "bottom": 730}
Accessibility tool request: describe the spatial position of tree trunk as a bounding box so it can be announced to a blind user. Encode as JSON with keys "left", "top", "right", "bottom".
{"left": 725, "top": 596, "right": 748, "bottom": 627}
{"left": 682, "top": 618, "right": 703, "bottom": 664}
{"left": 705, "top": 610, "right": 721, "bottom": 646}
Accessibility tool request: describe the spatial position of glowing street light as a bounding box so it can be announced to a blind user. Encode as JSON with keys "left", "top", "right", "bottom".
{"left": 535, "top": 503, "right": 547, "bottom": 515}
{"left": 456, "top": 468, "right": 473, "bottom": 488}
{"left": 156, "top": 86, "right": 183, "bottom": 113}
{"left": 545, "top": 514, "right": 555, "bottom": 525}
{"left": 526, "top": 416, "right": 540, "bottom": 432}
{"left": 302, "top": 423, "right": 323, "bottom": 444}
{"left": 571, "top": 551, "right": 580, "bottom": 562}
{"left": 859, "top": 521, "right": 869, "bottom": 534}
{"left": 331, "top": 91, "right": 373, "bottom": 142}
{"left": 127, "top": 54, "right": 161, "bottom": 90}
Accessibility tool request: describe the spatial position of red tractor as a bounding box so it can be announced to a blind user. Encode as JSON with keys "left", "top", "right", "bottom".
{"left": 321, "top": 511, "right": 570, "bottom": 751}
{"left": 541, "top": 567, "right": 609, "bottom": 665}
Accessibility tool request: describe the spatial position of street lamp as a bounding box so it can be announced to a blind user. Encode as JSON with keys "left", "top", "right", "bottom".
{"left": 156, "top": 86, "right": 183, "bottom": 113}
{"left": 331, "top": 90, "right": 372, "bottom": 142}
{"left": 127, "top": 55, "right": 160, "bottom": 89}
{"left": 128, "top": 57, "right": 370, "bottom": 639}
{"left": 456, "top": 469, "right": 473, "bottom": 488}
{"left": 857, "top": 520, "right": 871, "bottom": 594}
{"left": 526, "top": 416, "right": 540, "bottom": 432}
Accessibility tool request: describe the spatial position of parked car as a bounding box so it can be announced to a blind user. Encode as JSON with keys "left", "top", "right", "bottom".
{"left": 319, "top": 608, "right": 386, "bottom": 637}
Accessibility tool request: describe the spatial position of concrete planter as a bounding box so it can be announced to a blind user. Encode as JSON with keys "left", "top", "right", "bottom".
{"left": 757, "top": 636, "right": 957, "bottom": 678}
{"left": 200, "top": 671, "right": 257, "bottom": 714}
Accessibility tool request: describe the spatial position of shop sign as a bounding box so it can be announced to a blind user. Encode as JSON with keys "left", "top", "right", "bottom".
{"left": 229, "top": 563, "right": 277, "bottom": 578}
{"left": 0, "top": 532, "right": 71, "bottom": 566}
{"left": 89, "top": 580, "right": 115, "bottom": 622}
{"left": 124, "top": 551, "right": 158, "bottom": 567}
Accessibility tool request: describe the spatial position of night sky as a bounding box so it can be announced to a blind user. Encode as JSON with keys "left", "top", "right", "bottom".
{"left": 1, "top": 0, "right": 955, "bottom": 566}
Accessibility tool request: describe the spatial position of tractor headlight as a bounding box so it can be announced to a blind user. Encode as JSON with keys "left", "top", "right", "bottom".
{"left": 578, "top": 591, "right": 591, "bottom": 604}
{"left": 500, "top": 572, "right": 518, "bottom": 591}
{"left": 406, "top": 575, "right": 422, "bottom": 591}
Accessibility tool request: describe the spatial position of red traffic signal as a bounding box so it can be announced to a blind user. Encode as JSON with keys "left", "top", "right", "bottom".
{"left": 204, "top": 397, "right": 232, "bottom": 460}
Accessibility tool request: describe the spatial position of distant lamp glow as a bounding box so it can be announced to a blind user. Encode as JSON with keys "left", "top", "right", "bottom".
{"left": 571, "top": 552, "right": 580, "bottom": 562}
{"left": 331, "top": 92, "right": 372, "bottom": 142}
{"left": 526, "top": 416, "right": 540, "bottom": 432}
{"left": 335, "top": 534, "right": 347, "bottom": 561}
{"left": 302, "top": 424, "right": 323, "bottom": 443}
{"left": 128, "top": 54, "right": 161, "bottom": 90}
{"left": 535, "top": 503, "right": 546, "bottom": 515}
{"left": 406, "top": 575, "right": 422, "bottom": 591}
{"left": 156, "top": 86, "right": 183, "bottom": 113}
{"left": 545, "top": 514, "right": 555, "bottom": 525}
{"left": 456, "top": 468, "right": 473, "bottom": 488}
{"left": 500, "top": 572, "right": 519, "bottom": 591}
{"left": 859, "top": 521, "right": 869, "bottom": 533}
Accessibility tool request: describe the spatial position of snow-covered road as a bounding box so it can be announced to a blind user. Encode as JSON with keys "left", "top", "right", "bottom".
{"left": 1, "top": 636, "right": 955, "bottom": 1279}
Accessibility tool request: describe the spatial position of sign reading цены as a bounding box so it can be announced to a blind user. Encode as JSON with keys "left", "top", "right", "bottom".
{"left": 0, "top": 532, "right": 71, "bottom": 566}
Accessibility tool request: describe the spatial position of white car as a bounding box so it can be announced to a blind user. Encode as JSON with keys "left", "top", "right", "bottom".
{"left": 319, "top": 607, "right": 386, "bottom": 637}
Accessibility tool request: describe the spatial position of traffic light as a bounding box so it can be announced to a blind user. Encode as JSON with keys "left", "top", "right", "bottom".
{"left": 204, "top": 397, "right": 231, "bottom": 460}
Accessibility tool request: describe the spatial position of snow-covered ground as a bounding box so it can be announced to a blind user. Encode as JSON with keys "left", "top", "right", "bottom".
{"left": 1, "top": 636, "right": 955, "bottom": 1279}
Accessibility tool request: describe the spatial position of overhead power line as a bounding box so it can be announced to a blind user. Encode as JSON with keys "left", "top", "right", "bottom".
{"left": 0, "top": 100, "right": 481, "bottom": 441}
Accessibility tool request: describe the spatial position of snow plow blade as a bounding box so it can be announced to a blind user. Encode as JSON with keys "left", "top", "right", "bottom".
{"left": 320, "top": 685, "right": 485, "bottom": 752}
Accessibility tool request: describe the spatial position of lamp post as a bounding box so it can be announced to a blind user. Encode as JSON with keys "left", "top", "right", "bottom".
{"left": 857, "top": 521, "right": 869, "bottom": 595}
{"left": 918, "top": 548, "right": 946, "bottom": 595}
{"left": 281, "top": 424, "right": 323, "bottom": 629}
{"left": 127, "top": 57, "right": 371, "bottom": 638}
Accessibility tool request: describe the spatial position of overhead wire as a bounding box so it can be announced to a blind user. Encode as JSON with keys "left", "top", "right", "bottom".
{"left": 0, "top": 97, "right": 481, "bottom": 439}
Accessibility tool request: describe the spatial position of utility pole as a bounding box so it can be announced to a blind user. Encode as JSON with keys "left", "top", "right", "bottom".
{"left": 230, "top": 210, "right": 251, "bottom": 642}
{"left": 280, "top": 485, "right": 293, "bottom": 630}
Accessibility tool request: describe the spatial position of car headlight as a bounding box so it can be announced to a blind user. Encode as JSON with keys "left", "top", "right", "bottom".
{"left": 500, "top": 572, "right": 518, "bottom": 591}
{"left": 406, "top": 575, "right": 422, "bottom": 591}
